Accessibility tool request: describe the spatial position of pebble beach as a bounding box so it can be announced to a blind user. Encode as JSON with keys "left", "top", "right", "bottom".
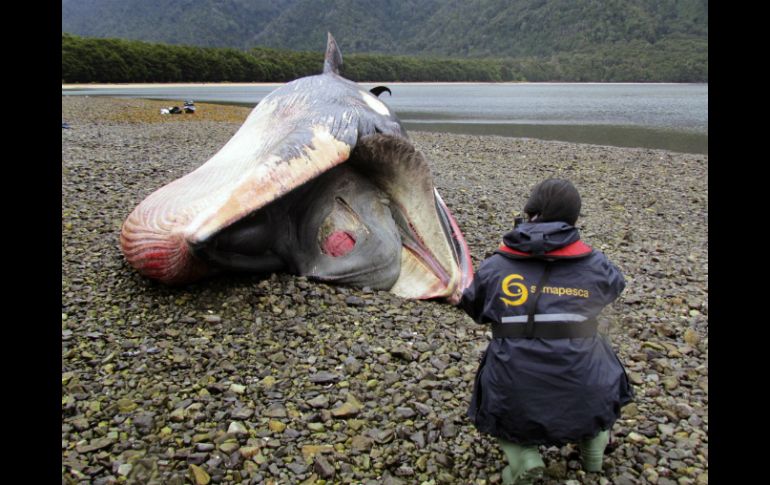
{"left": 62, "top": 96, "right": 708, "bottom": 485}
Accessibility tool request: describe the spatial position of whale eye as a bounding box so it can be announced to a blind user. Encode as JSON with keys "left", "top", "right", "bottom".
{"left": 322, "top": 231, "right": 356, "bottom": 257}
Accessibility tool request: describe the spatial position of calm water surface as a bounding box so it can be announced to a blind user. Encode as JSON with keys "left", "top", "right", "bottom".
{"left": 62, "top": 83, "right": 707, "bottom": 154}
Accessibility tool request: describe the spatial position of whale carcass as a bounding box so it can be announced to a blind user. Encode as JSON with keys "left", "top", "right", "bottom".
{"left": 120, "top": 34, "right": 473, "bottom": 303}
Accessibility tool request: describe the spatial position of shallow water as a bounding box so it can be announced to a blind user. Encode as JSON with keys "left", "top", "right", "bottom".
{"left": 62, "top": 83, "right": 708, "bottom": 154}
{"left": 403, "top": 121, "right": 706, "bottom": 154}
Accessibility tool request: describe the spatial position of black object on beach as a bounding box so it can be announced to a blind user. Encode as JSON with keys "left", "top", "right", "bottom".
{"left": 183, "top": 100, "right": 196, "bottom": 114}
{"left": 62, "top": 121, "right": 71, "bottom": 129}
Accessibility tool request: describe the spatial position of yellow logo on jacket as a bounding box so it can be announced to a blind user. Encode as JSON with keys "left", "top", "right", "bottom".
{"left": 500, "top": 274, "right": 528, "bottom": 306}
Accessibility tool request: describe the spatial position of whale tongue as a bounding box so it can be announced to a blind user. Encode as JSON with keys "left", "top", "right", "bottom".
{"left": 322, "top": 231, "right": 356, "bottom": 257}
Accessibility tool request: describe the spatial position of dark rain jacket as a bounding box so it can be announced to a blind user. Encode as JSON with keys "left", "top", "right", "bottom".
{"left": 459, "top": 221, "right": 633, "bottom": 445}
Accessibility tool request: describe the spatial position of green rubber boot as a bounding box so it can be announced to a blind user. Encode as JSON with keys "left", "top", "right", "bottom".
{"left": 579, "top": 430, "right": 610, "bottom": 472}
{"left": 498, "top": 438, "right": 545, "bottom": 484}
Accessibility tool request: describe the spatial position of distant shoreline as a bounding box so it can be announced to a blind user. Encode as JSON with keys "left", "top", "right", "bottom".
{"left": 62, "top": 82, "right": 285, "bottom": 89}
{"left": 61, "top": 81, "right": 706, "bottom": 90}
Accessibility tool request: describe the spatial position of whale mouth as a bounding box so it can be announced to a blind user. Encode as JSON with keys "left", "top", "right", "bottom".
{"left": 184, "top": 135, "right": 471, "bottom": 300}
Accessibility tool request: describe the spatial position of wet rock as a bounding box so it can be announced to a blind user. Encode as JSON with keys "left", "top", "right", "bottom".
{"left": 395, "top": 407, "right": 416, "bottom": 419}
{"left": 622, "top": 403, "right": 640, "bottom": 417}
{"left": 675, "top": 403, "right": 694, "bottom": 419}
{"left": 413, "top": 402, "right": 432, "bottom": 416}
{"left": 331, "top": 396, "right": 363, "bottom": 418}
{"left": 410, "top": 431, "right": 426, "bottom": 448}
{"left": 169, "top": 408, "right": 186, "bottom": 422}
{"left": 117, "top": 398, "right": 138, "bottom": 413}
{"left": 76, "top": 436, "right": 116, "bottom": 453}
{"left": 133, "top": 412, "right": 155, "bottom": 434}
{"left": 371, "top": 428, "right": 396, "bottom": 444}
{"left": 545, "top": 461, "right": 567, "bottom": 479}
{"left": 628, "top": 372, "right": 645, "bottom": 385}
{"left": 663, "top": 376, "right": 679, "bottom": 391}
{"left": 230, "top": 407, "right": 253, "bottom": 420}
{"left": 301, "top": 445, "right": 334, "bottom": 462}
{"left": 227, "top": 421, "right": 248, "bottom": 435}
{"left": 344, "top": 356, "right": 362, "bottom": 374}
{"left": 441, "top": 420, "right": 458, "bottom": 438}
{"left": 264, "top": 404, "right": 287, "bottom": 418}
{"left": 683, "top": 328, "right": 700, "bottom": 347}
{"left": 117, "top": 463, "right": 133, "bottom": 477}
{"left": 187, "top": 453, "right": 209, "bottom": 465}
{"left": 219, "top": 441, "right": 239, "bottom": 454}
{"left": 287, "top": 461, "right": 307, "bottom": 474}
{"left": 307, "top": 394, "right": 330, "bottom": 408}
{"left": 382, "top": 474, "right": 407, "bottom": 485}
{"left": 229, "top": 383, "right": 246, "bottom": 394}
{"left": 309, "top": 372, "right": 340, "bottom": 384}
{"left": 268, "top": 420, "right": 287, "bottom": 433}
{"left": 390, "top": 346, "right": 416, "bottom": 361}
{"left": 128, "top": 459, "right": 160, "bottom": 483}
{"left": 307, "top": 422, "right": 325, "bottom": 432}
{"left": 615, "top": 474, "right": 641, "bottom": 485}
{"left": 435, "top": 453, "right": 454, "bottom": 468}
{"left": 345, "top": 296, "right": 365, "bottom": 306}
{"left": 314, "top": 455, "right": 335, "bottom": 479}
{"left": 189, "top": 464, "right": 210, "bottom": 485}
{"left": 202, "top": 314, "right": 222, "bottom": 324}
{"left": 352, "top": 435, "right": 374, "bottom": 452}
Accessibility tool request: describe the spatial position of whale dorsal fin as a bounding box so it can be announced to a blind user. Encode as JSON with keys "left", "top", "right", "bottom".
{"left": 370, "top": 86, "right": 392, "bottom": 97}
{"left": 323, "top": 32, "right": 343, "bottom": 75}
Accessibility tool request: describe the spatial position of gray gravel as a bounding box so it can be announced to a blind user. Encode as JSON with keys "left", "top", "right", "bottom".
{"left": 62, "top": 96, "right": 708, "bottom": 485}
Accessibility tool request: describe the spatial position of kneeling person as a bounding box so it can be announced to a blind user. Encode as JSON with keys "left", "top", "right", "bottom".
{"left": 459, "top": 178, "right": 633, "bottom": 484}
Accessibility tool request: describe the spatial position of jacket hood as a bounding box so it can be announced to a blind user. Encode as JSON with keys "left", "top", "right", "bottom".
{"left": 501, "top": 221, "right": 581, "bottom": 256}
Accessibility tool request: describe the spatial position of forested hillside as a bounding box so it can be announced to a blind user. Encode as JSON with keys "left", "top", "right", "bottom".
{"left": 62, "top": 0, "right": 707, "bottom": 82}
{"left": 63, "top": 0, "right": 707, "bottom": 57}
{"left": 62, "top": 33, "right": 706, "bottom": 83}
{"left": 62, "top": 0, "right": 294, "bottom": 49}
